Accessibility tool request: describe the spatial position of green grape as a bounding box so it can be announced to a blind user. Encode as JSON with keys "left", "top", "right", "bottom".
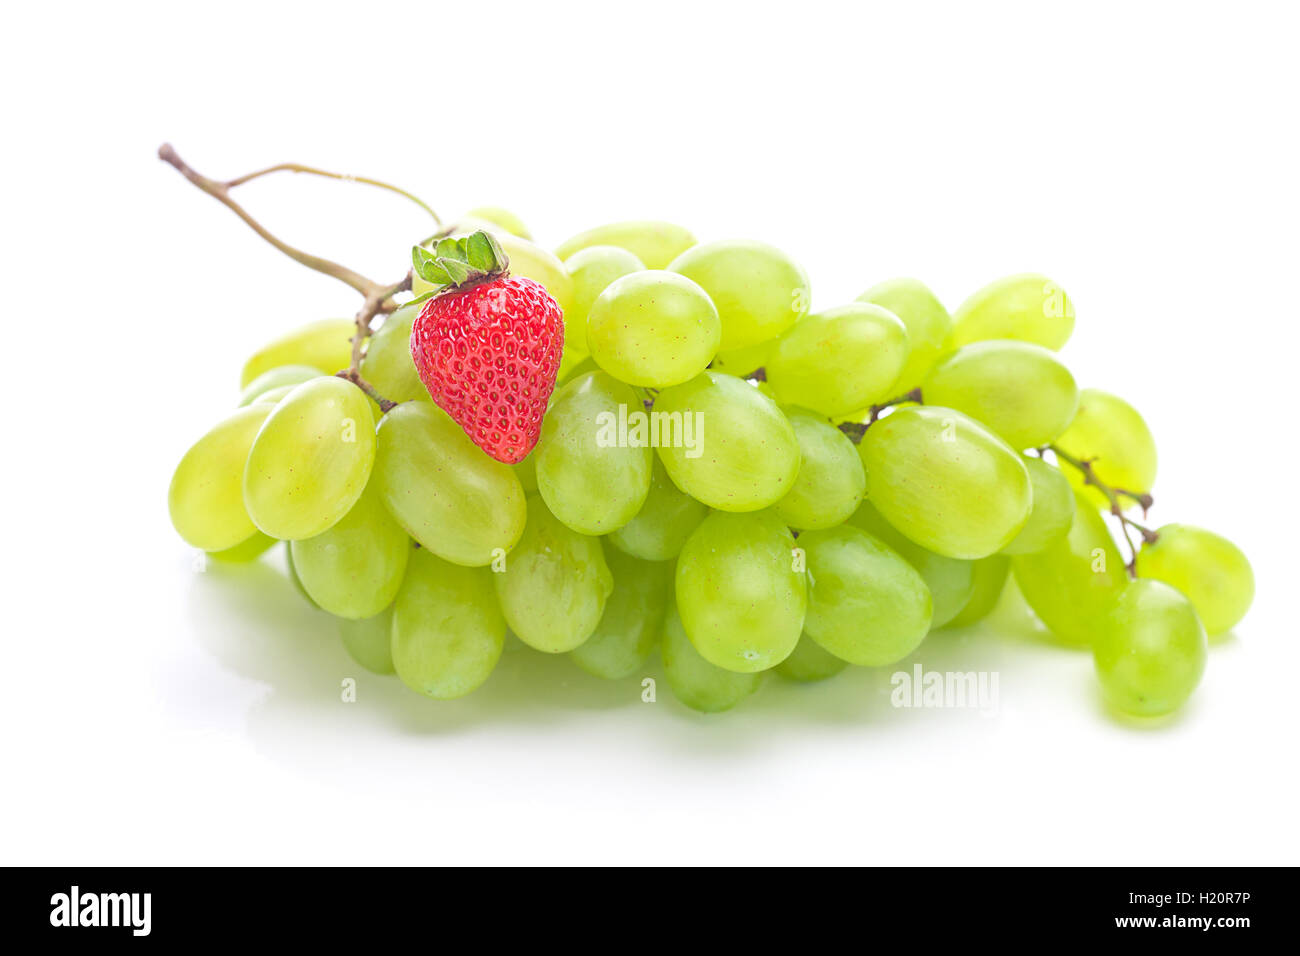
{"left": 1012, "top": 490, "right": 1128, "bottom": 645}
{"left": 250, "top": 384, "right": 298, "bottom": 405}
{"left": 392, "top": 549, "right": 505, "bottom": 699}
{"left": 774, "top": 635, "right": 849, "bottom": 682}
{"left": 847, "top": 501, "right": 974, "bottom": 629}
{"left": 513, "top": 453, "right": 539, "bottom": 492}
{"left": 654, "top": 371, "right": 800, "bottom": 512}
{"left": 675, "top": 510, "right": 807, "bottom": 672}
{"left": 464, "top": 206, "right": 531, "bottom": 239}
{"left": 944, "top": 555, "right": 1009, "bottom": 628}
{"left": 535, "top": 371, "right": 653, "bottom": 534}
{"left": 860, "top": 405, "right": 1031, "bottom": 559}
{"left": 494, "top": 495, "right": 613, "bottom": 653}
{"left": 571, "top": 549, "right": 669, "bottom": 679}
{"left": 563, "top": 245, "right": 646, "bottom": 352}
{"left": 773, "top": 409, "right": 866, "bottom": 530}
{"left": 1001, "top": 457, "right": 1076, "bottom": 555}
{"left": 948, "top": 274, "right": 1075, "bottom": 351}
{"left": 359, "top": 304, "right": 428, "bottom": 404}
{"left": 1054, "top": 389, "right": 1157, "bottom": 509}
{"left": 339, "top": 606, "right": 395, "bottom": 675}
{"left": 556, "top": 220, "right": 697, "bottom": 271}
{"left": 240, "top": 318, "right": 355, "bottom": 387}
{"left": 1094, "top": 579, "right": 1207, "bottom": 717}
{"left": 606, "top": 457, "right": 708, "bottom": 561}
{"left": 238, "top": 364, "right": 322, "bottom": 406}
{"left": 284, "top": 544, "right": 318, "bottom": 608}
{"left": 411, "top": 231, "right": 575, "bottom": 317}
{"left": 243, "top": 377, "right": 376, "bottom": 541}
{"left": 558, "top": 349, "right": 597, "bottom": 383}
{"left": 586, "top": 271, "right": 721, "bottom": 387}
{"left": 858, "top": 278, "right": 952, "bottom": 391}
{"left": 668, "top": 240, "right": 809, "bottom": 350}
{"left": 799, "top": 525, "right": 933, "bottom": 666}
{"left": 374, "top": 400, "right": 526, "bottom": 566}
{"left": 709, "top": 340, "right": 772, "bottom": 377}
{"left": 1134, "top": 525, "right": 1254, "bottom": 636}
{"left": 289, "top": 483, "right": 411, "bottom": 619}
{"left": 208, "top": 531, "right": 277, "bottom": 563}
{"left": 921, "top": 341, "right": 1079, "bottom": 450}
{"left": 766, "top": 304, "right": 909, "bottom": 417}
{"left": 661, "top": 603, "right": 763, "bottom": 712}
{"left": 169, "top": 405, "right": 273, "bottom": 551}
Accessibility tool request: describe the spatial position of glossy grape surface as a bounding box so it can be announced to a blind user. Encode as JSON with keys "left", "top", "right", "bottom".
{"left": 661, "top": 603, "right": 763, "bottom": 712}
{"left": 606, "top": 457, "right": 708, "bottom": 561}
{"left": 773, "top": 409, "right": 866, "bottom": 530}
{"left": 587, "top": 270, "right": 720, "bottom": 387}
{"left": 858, "top": 278, "right": 952, "bottom": 391}
{"left": 1053, "top": 389, "right": 1157, "bottom": 509}
{"left": 948, "top": 274, "right": 1075, "bottom": 351}
{"left": 170, "top": 404, "right": 273, "bottom": 552}
{"left": 240, "top": 318, "right": 355, "bottom": 387}
{"left": 556, "top": 220, "right": 697, "bottom": 270}
{"left": 1134, "top": 524, "right": 1254, "bottom": 635}
{"left": 571, "top": 549, "right": 669, "bottom": 679}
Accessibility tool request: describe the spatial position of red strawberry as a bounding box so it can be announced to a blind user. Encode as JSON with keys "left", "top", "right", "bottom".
{"left": 408, "top": 232, "right": 563, "bottom": 464}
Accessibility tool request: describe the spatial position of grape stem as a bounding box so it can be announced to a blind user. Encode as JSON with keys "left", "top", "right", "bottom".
{"left": 1043, "top": 444, "right": 1159, "bottom": 575}
{"left": 836, "top": 387, "right": 924, "bottom": 444}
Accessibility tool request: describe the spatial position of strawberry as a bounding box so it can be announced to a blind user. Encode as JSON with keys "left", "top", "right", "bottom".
{"left": 408, "top": 231, "right": 563, "bottom": 464}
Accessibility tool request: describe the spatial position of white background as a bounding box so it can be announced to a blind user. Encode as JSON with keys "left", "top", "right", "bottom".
{"left": 3, "top": 1, "right": 1297, "bottom": 865}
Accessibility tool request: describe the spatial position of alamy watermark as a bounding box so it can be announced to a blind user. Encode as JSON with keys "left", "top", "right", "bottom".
{"left": 891, "top": 663, "right": 999, "bottom": 712}
{"left": 596, "top": 404, "right": 703, "bottom": 458}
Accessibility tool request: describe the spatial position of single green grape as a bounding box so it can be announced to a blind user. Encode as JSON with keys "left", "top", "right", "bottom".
{"left": 1012, "top": 490, "right": 1128, "bottom": 645}
{"left": 392, "top": 549, "right": 505, "bottom": 699}
{"left": 799, "top": 525, "right": 933, "bottom": 666}
{"left": 464, "top": 206, "right": 532, "bottom": 239}
{"left": 285, "top": 543, "right": 318, "bottom": 608}
{"left": 556, "top": 220, "right": 697, "bottom": 270}
{"left": 661, "top": 603, "right": 763, "bottom": 713}
{"left": 921, "top": 341, "right": 1078, "bottom": 450}
{"left": 411, "top": 231, "right": 575, "bottom": 316}
{"left": 774, "top": 635, "right": 849, "bottom": 682}
{"left": 667, "top": 239, "right": 809, "bottom": 350}
{"left": 249, "top": 384, "right": 298, "bottom": 405}
{"left": 586, "top": 271, "right": 721, "bottom": 387}
{"left": 675, "top": 510, "right": 807, "bottom": 672}
{"left": 558, "top": 350, "right": 598, "bottom": 384}
{"left": 169, "top": 405, "right": 273, "bottom": 551}
{"left": 242, "top": 377, "right": 376, "bottom": 541}
{"left": 606, "top": 457, "right": 708, "bottom": 561}
{"left": 289, "top": 482, "right": 411, "bottom": 619}
{"left": 1001, "top": 457, "right": 1076, "bottom": 555}
{"left": 1054, "top": 388, "right": 1157, "bottom": 510}
{"left": 948, "top": 274, "right": 1075, "bottom": 351}
{"left": 208, "top": 531, "right": 277, "bottom": 563}
{"left": 240, "top": 318, "right": 355, "bottom": 387}
{"left": 709, "top": 340, "right": 773, "bottom": 378}
{"left": 513, "top": 453, "right": 538, "bottom": 492}
{"left": 571, "top": 548, "right": 670, "bottom": 679}
{"left": 766, "top": 304, "right": 909, "bottom": 417}
{"left": 563, "top": 245, "right": 646, "bottom": 353}
{"left": 944, "top": 555, "right": 1010, "bottom": 629}
{"left": 1094, "top": 579, "right": 1207, "bottom": 717}
{"left": 494, "top": 495, "right": 613, "bottom": 653}
{"left": 773, "top": 409, "right": 866, "bottom": 530}
{"left": 860, "top": 405, "right": 1031, "bottom": 559}
{"left": 654, "top": 371, "right": 801, "bottom": 512}
{"left": 535, "top": 370, "right": 653, "bottom": 534}
{"left": 238, "top": 364, "right": 322, "bottom": 406}
{"left": 359, "top": 303, "right": 428, "bottom": 404}
{"left": 374, "top": 400, "right": 526, "bottom": 566}
{"left": 339, "top": 605, "right": 395, "bottom": 675}
{"left": 1134, "top": 524, "right": 1254, "bottom": 636}
{"left": 858, "top": 278, "right": 952, "bottom": 391}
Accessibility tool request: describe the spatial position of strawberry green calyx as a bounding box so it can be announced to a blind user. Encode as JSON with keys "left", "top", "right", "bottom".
{"left": 409, "top": 230, "right": 510, "bottom": 304}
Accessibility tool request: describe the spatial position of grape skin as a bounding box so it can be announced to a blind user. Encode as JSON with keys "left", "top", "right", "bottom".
{"left": 570, "top": 549, "right": 669, "bottom": 680}
{"left": 359, "top": 304, "right": 428, "bottom": 404}
{"left": 238, "top": 364, "right": 322, "bottom": 406}
{"left": 773, "top": 409, "right": 866, "bottom": 531}
{"left": 661, "top": 603, "right": 764, "bottom": 713}
{"left": 1000, "top": 457, "right": 1076, "bottom": 555}
{"left": 169, "top": 404, "right": 273, "bottom": 552}
{"left": 858, "top": 278, "right": 952, "bottom": 392}
{"left": 943, "top": 555, "right": 1009, "bottom": 629}
{"left": 606, "top": 458, "right": 707, "bottom": 562}
{"left": 339, "top": 606, "right": 396, "bottom": 676}
{"left": 1134, "top": 524, "right": 1254, "bottom": 636}
{"left": 948, "top": 274, "right": 1075, "bottom": 351}
{"left": 556, "top": 220, "right": 697, "bottom": 271}
{"left": 1054, "top": 388, "right": 1157, "bottom": 510}
{"left": 240, "top": 318, "right": 355, "bottom": 387}
{"left": 563, "top": 245, "right": 646, "bottom": 353}
{"left": 774, "top": 635, "right": 849, "bottom": 683}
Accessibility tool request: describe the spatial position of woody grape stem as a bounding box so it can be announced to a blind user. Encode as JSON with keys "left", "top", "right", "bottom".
{"left": 1044, "top": 444, "right": 1159, "bottom": 576}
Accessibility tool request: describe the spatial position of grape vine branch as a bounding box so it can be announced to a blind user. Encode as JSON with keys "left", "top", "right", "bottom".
{"left": 1043, "top": 445, "right": 1158, "bottom": 575}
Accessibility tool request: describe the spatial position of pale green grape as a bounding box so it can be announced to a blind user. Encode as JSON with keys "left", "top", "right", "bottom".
{"left": 285, "top": 544, "right": 318, "bottom": 608}
{"left": 800, "top": 525, "right": 932, "bottom": 665}
{"left": 944, "top": 555, "right": 1010, "bottom": 628}
{"left": 513, "top": 453, "right": 539, "bottom": 492}
{"left": 668, "top": 240, "right": 809, "bottom": 350}
{"left": 238, "top": 365, "right": 322, "bottom": 406}
{"left": 1001, "top": 457, "right": 1076, "bottom": 555}
{"left": 661, "top": 603, "right": 763, "bottom": 712}
{"left": 494, "top": 495, "right": 613, "bottom": 653}
{"left": 654, "top": 371, "right": 800, "bottom": 512}
{"left": 1094, "top": 579, "right": 1207, "bottom": 716}
{"left": 774, "top": 635, "right": 849, "bottom": 682}
{"left": 339, "top": 606, "right": 395, "bottom": 675}
{"left": 556, "top": 220, "right": 697, "bottom": 270}
{"left": 675, "top": 510, "right": 807, "bottom": 672}
{"left": 773, "top": 409, "right": 866, "bottom": 530}
{"left": 558, "top": 350, "right": 597, "bottom": 384}
{"left": 374, "top": 400, "right": 526, "bottom": 566}
{"left": 535, "top": 371, "right": 653, "bottom": 534}
{"left": 392, "top": 548, "right": 505, "bottom": 698}
{"left": 1135, "top": 524, "right": 1254, "bottom": 636}
{"left": 1054, "top": 389, "right": 1157, "bottom": 509}
{"left": 921, "top": 341, "right": 1078, "bottom": 450}
{"left": 606, "top": 457, "right": 708, "bottom": 561}
{"left": 858, "top": 278, "right": 952, "bottom": 391}
{"left": 563, "top": 245, "right": 646, "bottom": 352}
{"left": 860, "top": 405, "right": 1031, "bottom": 559}
{"left": 169, "top": 405, "right": 273, "bottom": 551}
{"left": 411, "top": 231, "right": 575, "bottom": 316}
{"left": 709, "top": 340, "right": 772, "bottom": 377}
{"left": 587, "top": 271, "right": 721, "bottom": 387}
{"left": 948, "top": 274, "right": 1075, "bottom": 351}
{"left": 250, "top": 384, "right": 298, "bottom": 405}
{"left": 464, "top": 206, "right": 531, "bottom": 239}
{"left": 1012, "top": 490, "right": 1128, "bottom": 645}
{"left": 240, "top": 318, "right": 355, "bottom": 387}
{"left": 767, "top": 304, "right": 909, "bottom": 417}
{"left": 243, "top": 377, "right": 376, "bottom": 541}
{"left": 848, "top": 501, "right": 974, "bottom": 629}
{"left": 359, "top": 303, "right": 428, "bottom": 404}
{"left": 571, "top": 548, "right": 669, "bottom": 679}
{"left": 208, "top": 531, "right": 277, "bottom": 563}
{"left": 289, "top": 482, "right": 411, "bottom": 619}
